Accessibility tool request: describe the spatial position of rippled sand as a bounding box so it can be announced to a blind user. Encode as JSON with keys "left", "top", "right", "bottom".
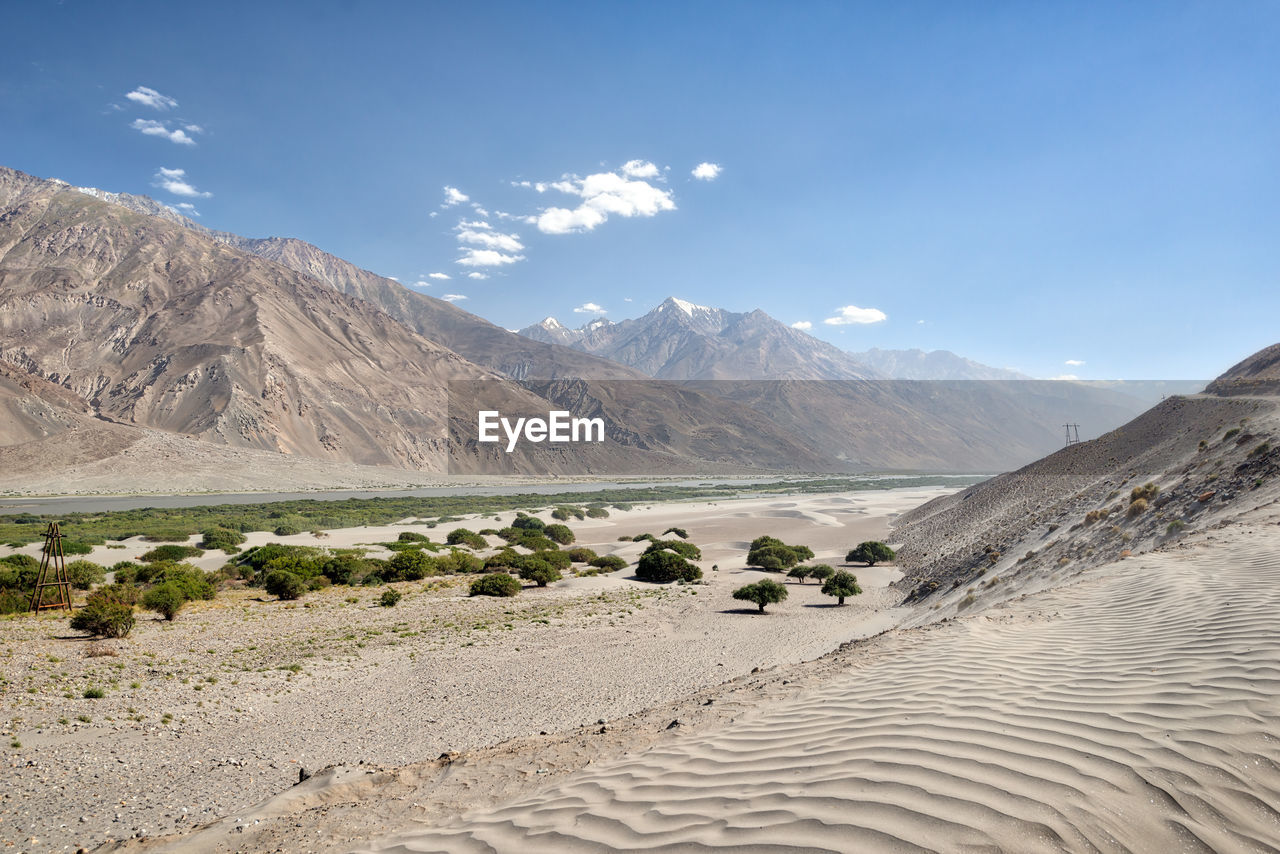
{"left": 368, "top": 515, "right": 1280, "bottom": 853}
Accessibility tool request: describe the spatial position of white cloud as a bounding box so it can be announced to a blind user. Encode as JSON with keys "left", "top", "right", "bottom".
{"left": 692, "top": 162, "right": 722, "bottom": 181}
{"left": 388, "top": 276, "right": 399, "bottom": 281}
{"left": 623, "top": 297, "right": 632, "bottom": 302}
{"left": 456, "top": 226, "right": 524, "bottom": 253}
{"left": 125, "top": 86, "right": 177, "bottom": 110}
{"left": 441, "top": 293, "right": 467, "bottom": 302}
{"left": 132, "top": 119, "right": 197, "bottom": 145}
{"left": 152, "top": 167, "right": 211, "bottom": 198}
{"left": 1065, "top": 359, "right": 1085, "bottom": 366}
{"left": 621, "top": 159, "right": 660, "bottom": 179}
{"left": 573, "top": 302, "right": 607, "bottom": 315}
{"left": 1051, "top": 374, "right": 1079, "bottom": 381}
{"left": 173, "top": 202, "right": 200, "bottom": 217}
{"left": 791, "top": 320, "right": 813, "bottom": 330}
{"left": 428, "top": 272, "right": 451, "bottom": 280}
{"left": 183, "top": 123, "right": 203, "bottom": 133}
{"left": 414, "top": 280, "right": 431, "bottom": 288}
{"left": 524, "top": 167, "right": 676, "bottom": 235}
{"left": 457, "top": 248, "right": 523, "bottom": 267}
{"left": 466, "top": 272, "right": 488, "bottom": 280}
{"left": 916, "top": 319, "right": 926, "bottom": 324}
{"left": 443, "top": 186, "right": 469, "bottom": 206}
{"left": 823, "top": 305, "right": 887, "bottom": 326}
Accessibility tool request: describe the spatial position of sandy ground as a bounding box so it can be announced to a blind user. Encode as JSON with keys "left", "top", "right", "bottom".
{"left": 362, "top": 502, "right": 1280, "bottom": 854}
{"left": 0, "top": 488, "right": 940, "bottom": 852}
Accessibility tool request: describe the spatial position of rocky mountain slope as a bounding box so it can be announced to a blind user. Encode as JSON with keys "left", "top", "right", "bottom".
{"left": 891, "top": 346, "right": 1280, "bottom": 616}
{"left": 848, "top": 347, "right": 1026, "bottom": 380}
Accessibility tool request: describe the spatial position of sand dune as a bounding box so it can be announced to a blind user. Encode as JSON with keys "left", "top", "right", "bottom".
{"left": 367, "top": 514, "right": 1280, "bottom": 853}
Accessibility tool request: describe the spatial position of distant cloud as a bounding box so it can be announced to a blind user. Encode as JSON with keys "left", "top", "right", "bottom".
{"left": 456, "top": 224, "right": 524, "bottom": 253}
{"left": 791, "top": 320, "right": 813, "bottom": 330}
{"left": 182, "top": 123, "right": 203, "bottom": 133}
{"left": 414, "top": 280, "right": 431, "bottom": 288}
{"left": 428, "top": 272, "right": 451, "bottom": 280}
{"left": 466, "top": 272, "right": 488, "bottom": 280}
{"left": 443, "top": 186, "right": 469, "bottom": 206}
{"left": 132, "top": 119, "right": 197, "bottom": 145}
{"left": 457, "top": 248, "right": 523, "bottom": 267}
{"left": 1051, "top": 374, "right": 1079, "bottom": 381}
{"left": 916, "top": 319, "right": 926, "bottom": 325}
{"left": 126, "top": 86, "right": 177, "bottom": 110}
{"left": 441, "top": 293, "right": 467, "bottom": 302}
{"left": 621, "top": 160, "right": 660, "bottom": 179}
{"left": 1065, "top": 359, "right": 1085, "bottom": 366}
{"left": 173, "top": 202, "right": 200, "bottom": 216}
{"left": 623, "top": 297, "right": 632, "bottom": 302}
{"left": 522, "top": 165, "right": 676, "bottom": 235}
{"left": 573, "top": 302, "right": 607, "bottom": 315}
{"left": 152, "top": 167, "right": 211, "bottom": 198}
{"left": 823, "top": 305, "right": 887, "bottom": 326}
{"left": 692, "top": 162, "right": 722, "bottom": 181}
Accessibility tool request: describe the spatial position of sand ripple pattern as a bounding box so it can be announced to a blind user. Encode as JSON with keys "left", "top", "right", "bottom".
{"left": 372, "top": 533, "right": 1280, "bottom": 853}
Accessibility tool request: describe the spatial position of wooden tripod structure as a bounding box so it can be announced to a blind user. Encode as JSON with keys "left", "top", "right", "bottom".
{"left": 29, "top": 522, "right": 73, "bottom": 613}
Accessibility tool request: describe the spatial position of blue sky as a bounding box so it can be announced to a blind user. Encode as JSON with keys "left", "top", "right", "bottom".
{"left": 3, "top": 1, "right": 1277, "bottom": 380}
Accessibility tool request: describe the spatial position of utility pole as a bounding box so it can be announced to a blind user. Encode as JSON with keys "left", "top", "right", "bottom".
{"left": 1063, "top": 423, "right": 1081, "bottom": 446}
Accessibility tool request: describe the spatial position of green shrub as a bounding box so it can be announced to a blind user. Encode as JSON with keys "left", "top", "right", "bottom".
{"left": 534, "top": 550, "right": 573, "bottom": 571}
{"left": 643, "top": 539, "right": 701, "bottom": 560}
{"left": 822, "top": 570, "right": 862, "bottom": 605}
{"left": 264, "top": 570, "right": 306, "bottom": 600}
{"left": 636, "top": 550, "right": 701, "bottom": 583}
{"left": 320, "top": 554, "right": 367, "bottom": 585}
{"left": 511, "top": 514, "right": 546, "bottom": 532}
{"left": 517, "top": 558, "right": 561, "bottom": 587}
{"left": 1250, "top": 441, "right": 1271, "bottom": 458}
{"left": 469, "top": 572, "right": 521, "bottom": 597}
{"left": 845, "top": 541, "right": 895, "bottom": 566}
{"left": 733, "top": 579, "right": 788, "bottom": 613}
{"left": 543, "top": 523, "right": 575, "bottom": 545}
{"left": 662, "top": 527, "right": 689, "bottom": 539}
{"left": 631, "top": 533, "right": 657, "bottom": 543}
{"left": 1166, "top": 519, "right": 1186, "bottom": 534}
{"left": 64, "top": 560, "right": 106, "bottom": 590}
{"left": 83, "top": 687, "right": 106, "bottom": 699}
{"left": 147, "top": 564, "right": 217, "bottom": 600}
{"left": 550, "top": 507, "right": 571, "bottom": 521}
{"left": 70, "top": 601, "right": 135, "bottom": 638}
{"left": 386, "top": 549, "right": 437, "bottom": 581}
{"left": 1126, "top": 498, "right": 1148, "bottom": 517}
{"left": 1224, "top": 428, "right": 1241, "bottom": 441}
{"left": 139, "top": 544, "right": 203, "bottom": 563}
{"left": 0, "top": 554, "right": 38, "bottom": 570}
{"left": 48, "top": 540, "right": 93, "bottom": 556}
{"left": 142, "top": 583, "right": 187, "bottom": 621}
{"left": 434, "top": 551, "right": 485, "bottom": 574}
{"left": 398, "top": 531, "right": 430, "bottom": 542}
{"left": 1129, "top": 483, "right": 1159, "bottom": 503}
{"left": 585, "top": 506, "right": 609, "bottom": 519}
{"left": 566, "top": 547, "right": 598, "bottom": 563}
{"left": 445, "top": 528, "right": 487, "bottom": 549}
{"left": 747, "top": 536, "right": 811, "bottom": 570}
{"left": 199, "top": 527, "right": 245, "bottom": 553}
{"left": 91, "top": 583, "right": 141, "bottom": 606}
{"left": 589, "top": 555, "right": 627, "bottom": 572}
{"left": 273, "top": 525, "right": 301, "bottom": 537}
{"left": 380, "top": 589, "right": 402, "bottom": 607}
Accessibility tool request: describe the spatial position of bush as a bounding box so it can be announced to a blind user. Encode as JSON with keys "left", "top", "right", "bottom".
{"left": 470, "top": 572, "right": 522, "bottom": 597}
{"left": 663, "top": 527, "right": 689, "bottom": 539}
{"left": 733, "top": 579, "right": 788, "bottom": 613}
{"left": 0, "top": 554, "right": 38, "bottom": 570}
{"left": 787, "top": 566, "right": 811, "bottom": 583}
{"left": 70, "top": 601, "right": 135, "bottom": 638}
{"left": 517, "top": 558, "right": 562, "bottom": 587}
{"left": 387, "top": 549, "right": 436, "bottom": 581}
{"left": 398, "top": 531, "right": 430, "bottom": 542}
{"left": 49, "top": 540, "right": 93, "bottom": 556}
{"left": 511, "top": 514, "right": 546, "bottom": 532}
{"left": 643, "top": 539, "right": 701, "bottom": 560}
{"left": 484, "top": 548, "right": 521, "bottom": 570}
{"left": 65, "top": 560, "right": 106, "bottom": 590}
{"left": 631, "top": 533, "right": 657, "bottom": 543}
{"left": 320, "top": 554, "right": 366, "bottom": 585}
{"left": 380, "top": 588, "right": 402, "bottom": 607}
{"left": 199, "top": 527, "right": 245, "bottom": 553}
{"left": 822, "top": 570, "right": 862, "bottom": 605}
{"left": 585, "top": 506, "right": 609, "bottom": 519}
{"left": 589, "top": 555, "right": 628, "bottom": 572}
{"left": 636, "top": 550, "right": 701, "bottom": 583}
{"left": 1126, "top": 498, "right": 1148, "bottom": 518}
{"left": 139, "top": 544, "right": 203, "bottom": 563}
{"left": 446, "top": 528, "right": 487, "bottom": 549}
{"left": 92, "top": 583, "right": 141, "bottom": 606}
{"left": 147, "top": 564, "right": 217, "bottom": 600}
{"left": 543, "top": 523, "right": 575, "bottom": 545}
{"left": 1130, "top": 483, "right": 1160, "bottom": 503}
{"left": 264, "top": 570, "right": 306, "bottom": 600}
{"left": 273, "top": 525, "right": 302, "bottom": 537}
{"left": 566, "top": 547, "right": 598, "bottom": 563}
{"left": 1166, "top": 519, "right": 1186, "bottom": 534}
{"left": 746, "top": 536, "right": 811, "bottom": 570}
{"left": 846, "top": 541, "right": 895, "bottom": 566}
{"left": 142, "top": 583, "right": 187, "bottom": 621}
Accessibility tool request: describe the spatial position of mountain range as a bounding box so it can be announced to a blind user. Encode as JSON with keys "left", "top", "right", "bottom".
{"left": 0, "top": 166, "right": 1159, "bottom": 484}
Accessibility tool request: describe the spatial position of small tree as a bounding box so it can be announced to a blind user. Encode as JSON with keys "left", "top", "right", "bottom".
{"left": 388, "top": 549, "right": 436, "bottom": 581}
{"left": 64, "top": 560, "right": 106, "bottom": 590}
{"left": 636, "top": 550, "right": 701, "bottom": 583}
{"left": 733, "top": 579, "right": 788, "bottom": 613}
{"left": 264, "top": 570, "right": 306, "bottom": 601}
{"left": 846, "top": 541, "right": 895, "bottom": 566}
{"left": 143, "top": 582, "right": 187, "bottom": 621}
{"left": 787, "top": 566, "right": 811, "bottom": 584}
{"left": 808, "top": 564, "right": 835, "bottom": 584}
{"left": 822, "top": 570, "right": 862, "bottom": 605}
{"left": 543, "top": 523, "right": 576, "bottom": 545}
{"left": 517, "top": 558, "right": 561, "bottom": 587}
{"left": 470, "top": 572, "right": 521, "bottom": 597}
